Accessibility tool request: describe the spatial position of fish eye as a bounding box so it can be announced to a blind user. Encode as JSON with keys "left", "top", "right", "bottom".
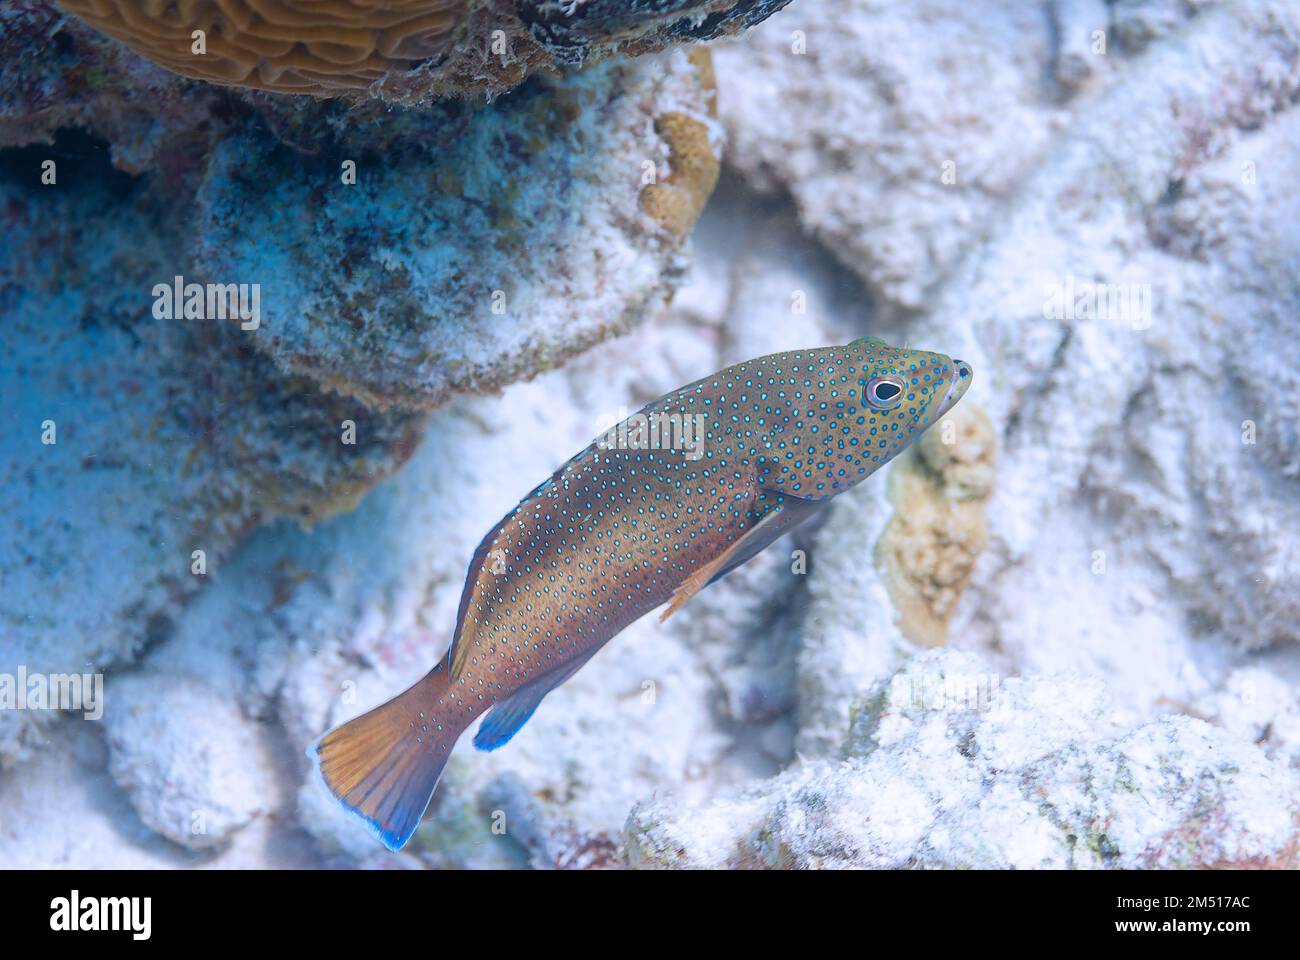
{"left": 865, "top": 376, "right": 905, "bottom": 408}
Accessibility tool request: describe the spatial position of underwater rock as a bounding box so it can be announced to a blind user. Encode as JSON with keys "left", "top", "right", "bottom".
{"left": 710, "top": 0, "right": 1209, "bottom": 315}
{"left": 197, "top": 48, "right": 721, "bottom": 410}
{"left": 711, "top": 0, "right": 1068, "bottom": 313}
{"left": 0, "top": 124, "right": 425, "bottom": 763}
{"left": 103, "top": 673, "right": 272, "bottom": 849}
{"left": 624, "top": 650, "right": 1300, "bottom": 868}
{"left": 1, "top": 28, "right": 725, "bottom": 765}
{"left": 4, "top": 11, "right": 724, "bottom": 417}
{"left": 780, "top": 0, "right": 1300, "bottom": 752}
{"left": 904, "top": 0, "right": 1300, "bottom": 670}
{"left": 793, "top": 468, "right": 907, "bottom": 757}
{"left": 0, "top": 716, "right": 323, "bottom": 867}
{"left": 1132, "top": 110, "right": 1300, "bottom": 649}
{"left": 54, "top": 0, "right": 793, "bottom": 100}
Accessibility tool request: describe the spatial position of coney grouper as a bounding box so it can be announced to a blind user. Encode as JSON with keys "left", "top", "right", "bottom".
{"left": 311, "top": 336, "right": 973, "bottom": 850}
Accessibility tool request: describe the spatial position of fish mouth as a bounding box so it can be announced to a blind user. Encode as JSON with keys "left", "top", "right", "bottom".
{"left": 934, "top": 358, "right": 973, "bottom": 420}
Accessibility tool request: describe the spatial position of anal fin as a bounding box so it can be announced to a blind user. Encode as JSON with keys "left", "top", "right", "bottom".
{"left": 472, "top": 647, "right": 600, "bottom": 752}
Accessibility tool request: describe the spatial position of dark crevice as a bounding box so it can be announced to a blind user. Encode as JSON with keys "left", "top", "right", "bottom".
{"left": 0, "top": 126, "right": 139, "bottom": 198}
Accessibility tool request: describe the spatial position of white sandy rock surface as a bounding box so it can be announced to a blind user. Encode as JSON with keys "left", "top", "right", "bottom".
{"left": 625, "top": 650, "right": 1300, "bottom": 869}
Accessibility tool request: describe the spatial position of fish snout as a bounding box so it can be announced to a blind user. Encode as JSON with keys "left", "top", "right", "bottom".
{"left": 936, "top": 358, "right": 973, "bottom": 418}
{"left": 953, "top": 359, "right": 973, "bottom": 385}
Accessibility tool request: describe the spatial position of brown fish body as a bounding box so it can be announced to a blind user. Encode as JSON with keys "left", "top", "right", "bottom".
{"left": 312, "top": 337, "right": 972, "bottom": 850}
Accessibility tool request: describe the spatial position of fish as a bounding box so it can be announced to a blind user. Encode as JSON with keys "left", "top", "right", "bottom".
{"left": 310, "top": 335, "right": 973, "bottom": 850}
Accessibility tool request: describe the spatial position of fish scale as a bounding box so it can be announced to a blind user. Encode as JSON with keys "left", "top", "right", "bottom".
{"left": 311, "top": 335, "right": 972, "bottom": 850}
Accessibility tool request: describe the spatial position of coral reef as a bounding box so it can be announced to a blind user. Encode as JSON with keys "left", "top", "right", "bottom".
{"left": 712, "top": 0, "right": 1068, "bottom": 313}
{"left": 722, "top": 0, "right": 1300, "bottom": 757}
{"left": 708, "top": 0, "right": 1231, "bottom": 316}
{"left": 900, "top": 0, "right": 1300, "bottom": 659}
{"left": 56, "top": 0, "right": 470, "bottom": 95}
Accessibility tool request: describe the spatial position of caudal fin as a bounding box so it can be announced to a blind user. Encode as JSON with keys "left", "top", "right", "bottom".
{"left": 309, "top": 668, "right": 456, "bottom": 852}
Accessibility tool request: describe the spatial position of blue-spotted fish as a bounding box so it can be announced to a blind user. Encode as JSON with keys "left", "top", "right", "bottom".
{"left": 311, "top": 336, "right": 972, "bottom": 850}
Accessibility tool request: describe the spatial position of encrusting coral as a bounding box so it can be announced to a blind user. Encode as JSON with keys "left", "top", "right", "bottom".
{"left": 638, "top": 49, "right": 721, "bottom": 237}
{"left": 878, "top": 405, "right": 995, "bottom": 648}
{"left": 55, "top": 0, "right": 794, "bottom": 100}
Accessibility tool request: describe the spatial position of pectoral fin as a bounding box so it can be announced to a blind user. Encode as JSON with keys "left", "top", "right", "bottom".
{"left": 659, "top": 493, "right": 827, "bottom": 622}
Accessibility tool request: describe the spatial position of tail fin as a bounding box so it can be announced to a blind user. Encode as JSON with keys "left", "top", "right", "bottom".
{"left": 308, "top": 668, "right": 455, "bottom": 852}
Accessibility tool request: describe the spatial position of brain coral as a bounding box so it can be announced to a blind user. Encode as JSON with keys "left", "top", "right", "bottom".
{"left": 57, "top": 0, "right": 465, "bottom": 94}
{"left": 55, "top": 0, "right": 794, "bottom": 99}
